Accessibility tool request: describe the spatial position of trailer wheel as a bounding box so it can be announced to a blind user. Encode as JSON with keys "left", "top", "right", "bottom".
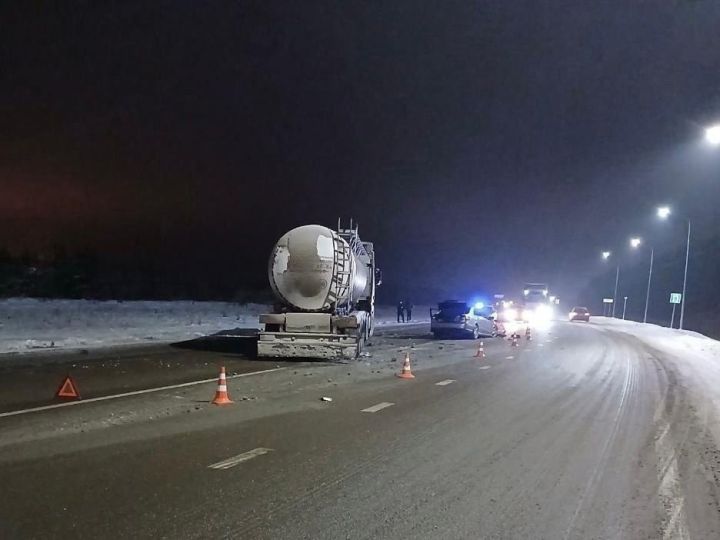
{"left": 354, "top": 321, "right": 368, "bottom": 358}
{"left": 355, "top": 333, "right": 366, "bottom": 357}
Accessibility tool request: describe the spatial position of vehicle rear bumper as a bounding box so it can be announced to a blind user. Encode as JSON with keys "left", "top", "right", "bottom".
{"left": 257, "top": 331, "right": 358, "bottom": 359}
{"left": 431, "top": 322, "right": 472, "bottom": 334}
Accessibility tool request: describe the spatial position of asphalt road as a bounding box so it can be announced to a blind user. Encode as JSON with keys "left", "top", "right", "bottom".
{"left": 1, "top": 321, "right": 720, "bottom": 539}
{"left": 0, "top": 330, "right": 280, "bottom": 413}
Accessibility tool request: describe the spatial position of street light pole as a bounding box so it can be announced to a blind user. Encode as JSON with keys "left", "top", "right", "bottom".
{"left": 612, "top": 265, "right": 620, "bottom": 318}
{"left": 643, "top": 247, "right": 654, "bottom": 323}
{"left": 622, "top": 296, "right": 628, "bottom": 320}
{"left": 679, "top": 219, "right": 691, "bottom": 330}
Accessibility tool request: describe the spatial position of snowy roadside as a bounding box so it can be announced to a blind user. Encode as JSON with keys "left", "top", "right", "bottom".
{"left": 0, "top": 299, "right": 429, "bottom": 356}
{"left": 591, "top": 316, "right": 720, "bottom": 357}
{"left": 591, "top": 316, "right": 720, "bottom": 443}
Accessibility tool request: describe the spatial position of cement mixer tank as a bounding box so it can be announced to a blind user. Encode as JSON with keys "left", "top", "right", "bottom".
{"left": 258, "top": 223, "right": 379, "bottom": 360}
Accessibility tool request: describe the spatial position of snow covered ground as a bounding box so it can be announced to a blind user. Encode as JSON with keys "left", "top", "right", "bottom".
{"left": 593, "top": 316, "right": 720, "bottom": 443}
{"left": 592, "top": 316, "right": 720, "bottom": 358}
{"left": 0, "top": 298, "right": 428, "bottom": 355}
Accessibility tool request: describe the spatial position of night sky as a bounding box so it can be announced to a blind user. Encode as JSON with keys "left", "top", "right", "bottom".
{"left": 3, "top": 1, "right": 720, "bottom": 302}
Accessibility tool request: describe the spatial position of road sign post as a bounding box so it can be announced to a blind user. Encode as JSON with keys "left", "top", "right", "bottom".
{"left": 622, "top": 296, "right": 628, "bottom": 320}
{"left": 669, "top": 293, "right": 682, "bottom": 329}
{"left": 602, "top": 298, "right": 613, "bottom": 317}
{"left": 670, "top": 304, "right": 676, "bottom": 329}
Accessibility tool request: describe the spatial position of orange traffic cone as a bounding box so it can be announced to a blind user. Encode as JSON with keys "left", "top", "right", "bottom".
{"left": 397, "top": 352, "right": 415, "bottom": 379}
{"left": 525, "top": 326, "right": 532, "bottom": 341}
{"left": 474, "top": 341, "right": 485, "bottom": 358}
{"left": 212, "top": 366, "right": 234, "bottom": 405}
{"left": 511, "top": 334, "right": 519, "bottom": 347}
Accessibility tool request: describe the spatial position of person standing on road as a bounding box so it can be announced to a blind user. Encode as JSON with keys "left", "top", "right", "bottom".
{"left": 405, "top": 301, "right": 413, "bottom": 322}
{"left": 397, "top": 301, "right": 405, "bottom": 323}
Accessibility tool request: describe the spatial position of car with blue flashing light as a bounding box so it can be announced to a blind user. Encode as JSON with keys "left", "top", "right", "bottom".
{"left": 430, "top": 300, "right": 497, "bottom": 339}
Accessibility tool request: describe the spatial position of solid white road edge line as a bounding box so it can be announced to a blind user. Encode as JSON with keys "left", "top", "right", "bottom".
{"left": 361, "top": 402, "right": 395, "bottom": 413}
{"left": 0, "top": 367, "right": 287, "bottom": 419}
{"left": 208, "top": 448, "right": 273, "bottom": 470}
{"left": 435, "top": 379, "right": 456, "bottom": 386}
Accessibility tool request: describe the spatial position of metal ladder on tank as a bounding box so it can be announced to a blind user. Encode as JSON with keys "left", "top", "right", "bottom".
{"left": 325, "top": 232, "right": 352, "bottom": 311}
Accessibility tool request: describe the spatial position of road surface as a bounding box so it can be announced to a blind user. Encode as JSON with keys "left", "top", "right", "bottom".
{"left": 1, "top": 320, "right": 720, "bottom": 539}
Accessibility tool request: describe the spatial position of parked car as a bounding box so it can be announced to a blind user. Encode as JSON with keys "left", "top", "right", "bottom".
{"left": 569, "top": 307, "right": 590, "bottom": 322}
{"left": 431, "top": 300, "right": 497, "bottom": 339}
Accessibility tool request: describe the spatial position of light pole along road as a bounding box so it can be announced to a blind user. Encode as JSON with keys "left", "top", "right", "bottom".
{"left": 657, "top": 206, "right": 691, "bottom": 330}
{"left": 680, "top": 219, "right": 690, "bottom": 329}
{"left": 630, "top": 237, "right": 654, "bottom": 324}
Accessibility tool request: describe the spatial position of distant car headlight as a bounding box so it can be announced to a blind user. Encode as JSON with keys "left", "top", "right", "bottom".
{"left": 504, "top": 308, "right": 518, "bottom": 321}
{"left": 535, "top": 304, "right": 552, "bottom": 321}
{"left": 522, "top": 309, "right": 533, "bottom": 321}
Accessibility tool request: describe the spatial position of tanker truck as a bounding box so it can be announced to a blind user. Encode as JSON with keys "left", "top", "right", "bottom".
{"left": 257, "top": 223, "right": 379, "bottom": 359}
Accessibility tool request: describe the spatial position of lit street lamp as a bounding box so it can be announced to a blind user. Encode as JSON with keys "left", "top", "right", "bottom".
{"left": 601, "top": 251, "right": 611, "bottom": 260}
{"left": 656, "top": 205, "right": 692, "bottom": 329}
{"left": 630, "top": 236, "right": 653, "bottom": 324}
{"left": 706, "top": 124, "right": 720, "bottom": 146}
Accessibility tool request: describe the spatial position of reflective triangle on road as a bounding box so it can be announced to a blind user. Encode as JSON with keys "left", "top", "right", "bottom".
{"left": 56, "top": 376, "right": 80, "bottom": 399}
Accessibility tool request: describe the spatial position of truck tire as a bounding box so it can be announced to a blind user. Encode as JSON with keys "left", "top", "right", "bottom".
{"left": 354, "top": 320, "right": 368, "bottom": 358}
{"left": 355, "top": 336, "right": 364, "bottom": 358}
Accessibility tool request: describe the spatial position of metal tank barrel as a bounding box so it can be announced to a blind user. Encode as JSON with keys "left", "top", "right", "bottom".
{"left": 268, "top": 225, "right": 370, "bottom": 312}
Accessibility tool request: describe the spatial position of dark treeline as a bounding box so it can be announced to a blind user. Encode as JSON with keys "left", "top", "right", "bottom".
{"left": 579, "top": 234, "right": 720, "bottom": 338}
{"left": 0, "top": 247, "right": 274, "bottom": 303}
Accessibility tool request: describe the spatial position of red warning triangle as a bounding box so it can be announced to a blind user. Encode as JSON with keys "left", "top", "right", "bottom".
{"left": 56, "top": 375, "right": 80, "bottom": 399}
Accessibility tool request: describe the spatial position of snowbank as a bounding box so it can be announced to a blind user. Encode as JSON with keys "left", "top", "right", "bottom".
{"left": 593, "top": 317, "right": 720, "bottom": 443}
{"left": 0, "top": 299, "right": 429, "bottom": 355}
{"left": 0, "top": 298, "right": 269, "bottom": 355}
{"left": 591, "top": 316, "right": 720, "bottom": 357}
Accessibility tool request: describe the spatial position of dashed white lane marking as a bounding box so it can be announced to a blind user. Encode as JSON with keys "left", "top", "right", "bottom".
{"left": 361, "top": 402, "right": 395, "bottom": 413}
{"left": 478, "top": 366, "right": 491, "bottom": 370}
{"left": 505, "top": 355, "right": 515, "bottom": 360}
{"left": 208, "top": 448, "right": 273, "bottom": 470}
{"left": 435, "top": 379, "right": 456, "bottom": 386}
{"left": 0, "top": 367, "right": 287, "bottom": 419}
